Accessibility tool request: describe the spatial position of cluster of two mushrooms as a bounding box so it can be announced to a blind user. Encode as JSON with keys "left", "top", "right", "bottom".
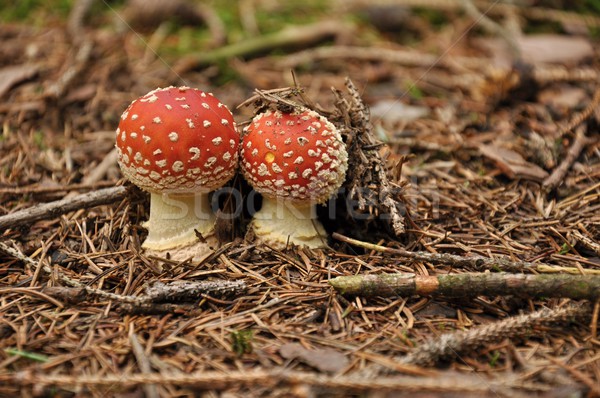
{"left": 116, "top": 86, "right": 347, "bottom": 256}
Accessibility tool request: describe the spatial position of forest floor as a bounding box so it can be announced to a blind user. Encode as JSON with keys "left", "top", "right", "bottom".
{"left": 0, "top": 0, "right": 599, "bottom": 397}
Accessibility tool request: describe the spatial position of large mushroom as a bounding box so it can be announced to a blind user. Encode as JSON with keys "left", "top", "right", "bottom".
{"left": 240, "top": 108, "right": 348, "bottom": 249}
{"left": 116, "top": 86, "right": 239, "bottom": 252}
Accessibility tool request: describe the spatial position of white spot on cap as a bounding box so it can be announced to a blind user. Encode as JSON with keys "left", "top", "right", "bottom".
{"left": 202, "top": 103, "right": 210, "bottom": 109}
{"left": 283, "top": 151, "right": 293, "bottom": 158}
{"left": 204, "top": 157, "right": 217, "bottom": 168}
{"left": 169, "top": 132, "right": 178, "bottom": 142}
{"left": 131, "top": 114, "right": 139, "bottom": 120}
{"left": 140, "top": 126, "right": 145, "bottom": 131}
{"left": 181, "top": 104, "right": 190, "bottom": 109}
{"left": 186, "top": 118, "right": 195, "bottom": 128}
{"left": 307, "top": 149, "right": 319, "bottom": 157}
{"left": 223, "top": 152, "right": 232, "bottom": 161}
{"left": 297, "top": 137, "right": 309, "bottom": 146}
{"left": 153, "top": 117, "right": 162, "bottom": 124}
{"left": 288, "top": 172, "right": 298, "bottom": 179}
{"left": 134, "top": 152, "right": 143, "bottom": 163}
{"left": 156, "top": 159, "right": 167, "bottom": 168}
{"left": 172, "top": 161, "right": 184, "bottom": 172}
{"left": 142, "top": 94, "right": 158, "bottom": 103}
{"left": 149, "top": 171, "right": 161, "bottom": 181}
{"left": 302, "top": 169, "right": 313, "bottom": 179}
{"left": 230, "top": 139, "right": 236, "bottom": 148}
{"left": 314, "top": 161, "right": 323, "bottom": 170}
{"left": 294, "top": 156, "right": 304, "bottom": 165}
{"left": 189, "top": 147, "right": 201, "bottom": 160}
{"left": 265, "top": 139, "right": 276, "bottom": 151}
{"left": 165, "top": 104, "right": 172, "bottom": 110}
{"left": 221, "top": 119, "right": 229, "bottom": 126}
{"left": 130, "top": 132, "right": 138, "bottom": 139}
{"left": 121, "top": 111, "right": 129, "bottom": 120}
{"left": 212, "top": 137, "right": 223, "bottom": 145}
{"left": 257, "top": 163, "right": 270, "bottom": 176}
{"left": 284, "top": 137, "right": 292, "bottom": 145}
{"left": 272, "top": 163, "right": 282, "bottom": 173}
{"left": 153, "top": 149, "right": 162, "bottom": 156}
{"left": 121, "top": 131, "right": 126, "bottom": 141}
{"left": 203, "top": 120, "right": 212, "bottom": 128}
{"left": 322, "top": 153, "right": 332, "bottom": 163}
{"left": 251, "top": 148, "right": 258, "bottom": 156}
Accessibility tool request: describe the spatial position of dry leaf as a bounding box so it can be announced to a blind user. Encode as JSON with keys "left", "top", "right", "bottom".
{"left": 0, "top": 64, "right": 39, "bottom": 98}
{"left": 478, "top": 144, "right": 549, "bottom": 181}
{"left": 279, "top": 343, "right": 349, "bottom": 373}
{"left": 476, "top": 35, "right": 593, "bottom": 68}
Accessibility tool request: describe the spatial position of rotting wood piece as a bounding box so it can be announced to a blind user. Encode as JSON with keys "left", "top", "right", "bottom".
{"left": 329, "top": 78, "right": 406, "bottom": 236}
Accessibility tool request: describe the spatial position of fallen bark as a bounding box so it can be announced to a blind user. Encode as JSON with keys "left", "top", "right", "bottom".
{"left": 329, "top": 272, "right": 600, "bottom": 300}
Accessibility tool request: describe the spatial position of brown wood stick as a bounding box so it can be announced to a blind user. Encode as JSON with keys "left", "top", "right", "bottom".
{"left": 0, "top": 185, "right": 128, "bottom": 231}
{"left": 329, "top": 273, "right": 600, "bottom": 300}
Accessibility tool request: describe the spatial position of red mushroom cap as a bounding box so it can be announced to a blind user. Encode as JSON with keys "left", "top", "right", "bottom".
{"left": 116, "top": 86, "right": 239, "bottom": 194}
{"left": 240, "top": 108, "right": 348, "bottom": 204}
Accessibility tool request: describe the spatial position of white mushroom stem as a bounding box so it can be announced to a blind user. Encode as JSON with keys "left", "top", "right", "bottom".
{"left": 142, "top": 192, "right": 215, "bottom": 250}
{"left": 251, "top": 197, "right": 327, "bottom": 249}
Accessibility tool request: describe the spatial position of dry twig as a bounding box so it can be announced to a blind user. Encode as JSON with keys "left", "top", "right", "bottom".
{"left": 329, "top": 272, "right": 600, "bottom": 300}
{"left": 0, "top": 185, "right": 128, "bottom": 231}
{"left": 0, "top": 368, "right": 560, "bottom": 396}
{"left": 543, "top": 126, "right": 596, "bottom": 191}
{"left": 333, "top": 233, "right": 541, "bottom": 272}
{"left": 174, "top": 21, "right": 350, "bottom": 72}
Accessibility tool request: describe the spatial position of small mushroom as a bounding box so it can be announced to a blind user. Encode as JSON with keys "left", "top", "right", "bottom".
{"left": 240, "top": 108, "right": 348, "bottom": 249}
{"left": 116, "top": 86, "right": 239, "bottom": 252}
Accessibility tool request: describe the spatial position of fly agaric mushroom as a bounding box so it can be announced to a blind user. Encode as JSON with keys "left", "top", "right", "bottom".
{"left": 116, "top": 86, "right": 239, "bottom": 251}
{"left": 240, "top": 108, "right": 348, "bottom": 248}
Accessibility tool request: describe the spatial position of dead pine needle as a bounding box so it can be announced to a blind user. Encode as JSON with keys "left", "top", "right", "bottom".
{"left": 400, "top": 303, "right": 591, "bottom": 366}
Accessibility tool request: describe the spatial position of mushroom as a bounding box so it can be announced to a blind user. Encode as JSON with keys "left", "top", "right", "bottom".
{"left": 240, "top": 108, "right": 348, "bottom": 248}
{"left": 116, "top": 86, "right": 239, "bottom": 251}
